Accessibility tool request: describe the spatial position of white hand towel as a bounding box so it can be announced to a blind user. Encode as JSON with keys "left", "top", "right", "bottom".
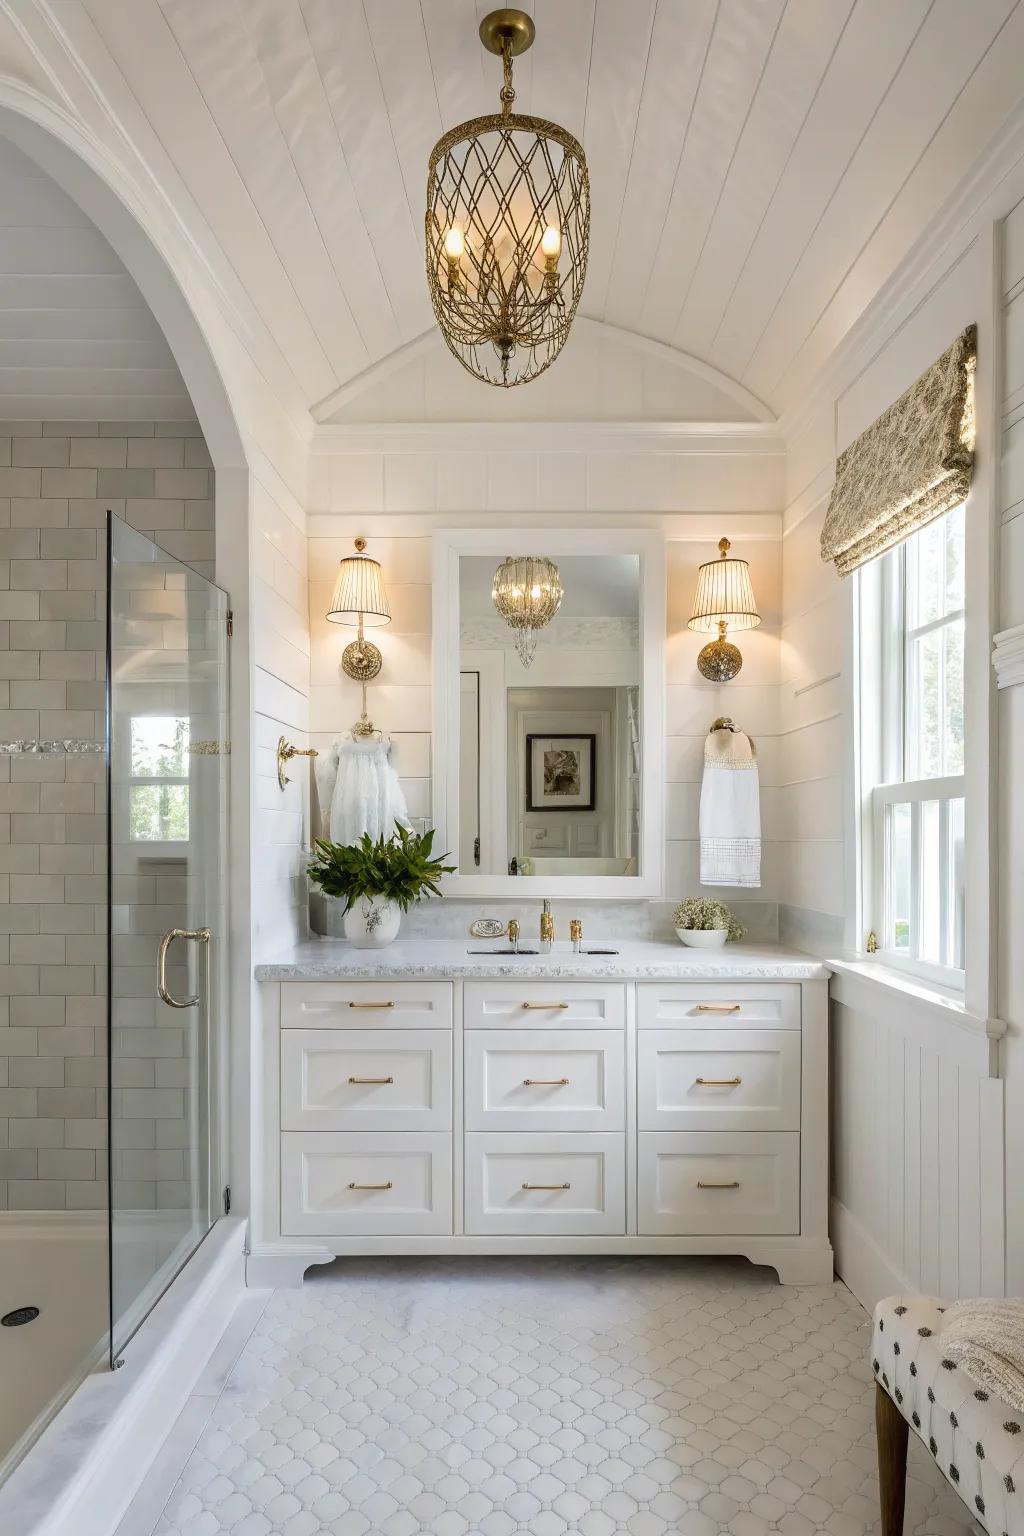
{"left": 699, "top": 726, "right": 761, "bottom": 887}
{"left": 314, "top": 735, "right": 411, "bottom": 846}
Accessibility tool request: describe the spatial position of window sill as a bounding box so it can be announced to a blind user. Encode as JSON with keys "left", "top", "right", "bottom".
{"left": 825, "top": 956, "right": 1004, "bottom": 1041}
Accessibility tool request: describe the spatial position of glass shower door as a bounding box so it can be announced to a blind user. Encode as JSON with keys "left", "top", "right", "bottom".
{"left": 106, "top": 515, "right": 229, "bottom": 1361}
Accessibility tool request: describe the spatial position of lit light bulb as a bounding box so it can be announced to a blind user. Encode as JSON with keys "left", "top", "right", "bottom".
{"left": 444, "top": 226, "right": 465, "bottom": 260}
{"left": 541, "top": 225, "right": 561, "bottom": 259}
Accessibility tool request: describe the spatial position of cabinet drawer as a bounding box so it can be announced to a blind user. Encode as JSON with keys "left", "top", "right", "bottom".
{"left": 281, "top": 982, "right": 452, "bottom": 1030}
{"left": 281, "top": 1029, "right": 452, "bottom": 1132}
{"left": 464, "top": 981, "right": 625, "bottom": 1030}
{"left": 465, "top": 1030, "right": 624, "bottom": 1131}
{"left": 281, "top": 1132, "right": 452, "bottom": 1235}
{"left": 465, "top": 1133, "right": 625, "bottom": 1235}
{"left": 637, "top": 982, "right": 800, "bottom": 1030}
{"left": 638, "top": 1132, "right": 799, "bottom": 1235}
{"left": 637, "top": 1029, "right": 799, "bottom": 1132}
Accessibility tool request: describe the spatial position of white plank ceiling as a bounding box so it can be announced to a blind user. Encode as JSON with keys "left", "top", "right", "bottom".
{"left": 0, "top": 139, "right": 192, "bottom": 420}
{"left": 37, "top": 0, "right": 1024, "bottom": 419}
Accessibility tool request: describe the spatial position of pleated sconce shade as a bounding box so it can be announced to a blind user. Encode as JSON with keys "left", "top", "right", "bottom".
{"left": 326, "top": 546, "right": 391, "bottom": 628}
{"left": 687, "top": 542, "right": 761, "bottom": 635}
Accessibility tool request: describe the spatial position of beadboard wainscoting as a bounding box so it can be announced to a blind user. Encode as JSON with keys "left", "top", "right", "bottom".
{"left": 829, "top": 966, "right": 1004, "bottom": 1310}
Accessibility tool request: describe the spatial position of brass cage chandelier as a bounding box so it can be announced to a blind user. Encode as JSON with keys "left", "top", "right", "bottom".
{"left": 425, "top": 8, "right": 590, "bottom": 388}
{"left": 492, "top": 554, "right": 564, "bottom": 666}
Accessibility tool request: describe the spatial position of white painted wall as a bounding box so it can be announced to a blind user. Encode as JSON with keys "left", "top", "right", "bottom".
{"left": 306, "top": 428, "right": 785, "bottom": 938}
{"left": 776, "top": 144, "right": 1024, "bottom": 1308}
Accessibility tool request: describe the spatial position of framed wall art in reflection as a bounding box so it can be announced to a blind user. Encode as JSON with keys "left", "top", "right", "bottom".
{"left": 526, "top": 734, "right": 596, "bottom": 812}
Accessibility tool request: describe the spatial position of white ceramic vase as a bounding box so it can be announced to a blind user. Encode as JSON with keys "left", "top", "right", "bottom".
{"left": 343, "top": 897, "right": 402, "bottom": 949}
{"left": 676, "top": 927, "right": 729, "bottom": 949}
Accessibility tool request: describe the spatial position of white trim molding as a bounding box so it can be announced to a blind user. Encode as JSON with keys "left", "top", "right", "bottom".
{"left": 992, "top": 622, "right": 1024, "bottom": 688}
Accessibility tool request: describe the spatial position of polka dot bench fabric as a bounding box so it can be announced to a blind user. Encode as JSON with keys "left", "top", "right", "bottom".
{"left": 873, "top": 1295, "right": 1024, "bottom": 1536}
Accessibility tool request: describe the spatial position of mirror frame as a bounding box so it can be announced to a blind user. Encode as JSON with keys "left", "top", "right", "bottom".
{"left": 431, "top": 527, "right": 665, "bottom": 899}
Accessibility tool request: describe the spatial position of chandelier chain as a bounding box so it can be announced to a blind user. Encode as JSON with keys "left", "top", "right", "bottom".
{"left": 500, "top": 37, "right": 515, "bottom": 119}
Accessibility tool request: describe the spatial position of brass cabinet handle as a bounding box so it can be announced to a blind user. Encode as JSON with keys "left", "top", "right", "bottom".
{"left": 522, "top": 1002, "right": 569, "bottom": 1010}
{"left": 695, "top": 1003, "right": 741, "bottom": 1013}
{"left": 695, "top": 1077, "right": 742, "bottom": 1087}
{"left": 348, "top": 1076, "right": 394, "bottom": 1085}
{"left": 697, "top": 1180, "right": 741, "bottom": 1189}
{"left": 521, "top": 1182, "right": 570, "bottom": 1190}
{"left": 157, "top": 927, "right": 211, "bottom": 1009}
{"left": 523, "top": 1077, "right": 569, "bottom": 1086}
{"left": 347, "top": 1180, "right": 393, "bottom": 1190}
{"left": 347, "top": 1000, "right": 395, "bottom": 1009}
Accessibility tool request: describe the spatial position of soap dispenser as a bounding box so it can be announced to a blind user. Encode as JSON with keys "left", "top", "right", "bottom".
{"left": 540, "top": 899, "right": 554, "bottom": 954}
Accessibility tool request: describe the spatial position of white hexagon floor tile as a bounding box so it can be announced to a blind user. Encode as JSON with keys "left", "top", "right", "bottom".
{"left": 149, "top": 1258, "right": 979, "bottom": 1535}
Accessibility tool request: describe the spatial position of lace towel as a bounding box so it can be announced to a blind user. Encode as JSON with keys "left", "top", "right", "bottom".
{"left": 314, "top": 735, "right": 410, "bottom": 846}
{"left": 941, "top": 1298, "right": 1024, "bottom": 1412}
{"left": 699, "top": 725, "right": 761, "bottom": 888}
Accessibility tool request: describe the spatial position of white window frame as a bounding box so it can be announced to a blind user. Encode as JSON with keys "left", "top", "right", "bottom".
{"left": 114, "top": 707, "right": 195, "bottom": 860}
{"left": 857, "top": 511, "right": 967, "bottom": 993}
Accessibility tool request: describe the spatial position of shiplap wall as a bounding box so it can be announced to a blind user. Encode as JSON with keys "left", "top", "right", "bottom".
{"left": 778, "top": 213, "right": 1011, "bottom": 1307}
{"left": 252, "top": 470, "right": 311, "bottom": 959}
{"left": 0, "top": 139, "right": 194, "bottom": 422}
{"left": 305, "top": 437, "right": 784, "bottom": 934}
{"left": 998, "top": 192, "right": 1024, "bottom": 1295}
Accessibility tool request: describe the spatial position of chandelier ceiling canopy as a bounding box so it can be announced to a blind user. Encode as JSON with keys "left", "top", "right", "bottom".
{"left": 425, "top": 8, "right": 590, "bottom": 388}
{"left": 491, "top": 554, "right": 564, "bottom": 667}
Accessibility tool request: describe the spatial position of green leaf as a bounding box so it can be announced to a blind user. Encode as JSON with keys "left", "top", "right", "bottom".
{"left": 307, "top": 821, "right": 456, "bottom": 913}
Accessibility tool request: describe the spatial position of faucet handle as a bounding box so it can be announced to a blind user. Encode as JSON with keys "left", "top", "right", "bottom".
{"left": 570, "top": 919, "right": 582, "bottom": 943}
{"left": 508, "top": 919, "right": 520, "bottom": 949}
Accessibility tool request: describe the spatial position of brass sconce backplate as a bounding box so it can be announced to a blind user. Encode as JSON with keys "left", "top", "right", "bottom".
{"left": 697, "top": 635, "right": 744, "bottom": 682}
{"left": 342, "top": 637, "right": 383, "bottom": 684}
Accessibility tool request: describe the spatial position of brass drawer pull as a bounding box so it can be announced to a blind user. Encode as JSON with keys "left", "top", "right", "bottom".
{"left": 695, "top": 1003, "right": 741, "bottom": 1013}
{"left": 347, "top": 1180, "right": 393, "bottom": 1190}
{"left": 523, "top": 1077, "right": 569, "bottom": 1086}
{"left": 348, "top": 1076, "right": 394, "bottom": 1085}
{"left": 695, "top": 1077, "right": 742, "bottom": 1087}
{"left": 522, "top": 1182, "right": 570, "bottom": 1191}
{"left": 347, "top": 1000, "right": 395, "bottom": 1009}
{"left": 522, "top": 1001, "right": 569, "bottom": 1010}
{"left": 697, "top": 1180, "right": 740, "bottom": 1190}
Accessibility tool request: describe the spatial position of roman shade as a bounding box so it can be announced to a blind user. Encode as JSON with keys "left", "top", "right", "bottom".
{"left": 820, "top": 324, "right": 977, "bottom": 577}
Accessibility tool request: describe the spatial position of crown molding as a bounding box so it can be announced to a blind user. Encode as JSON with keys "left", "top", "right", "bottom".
{"left": 310, "top": 420, "right": 785, "bottom": 457}
{"left": 992, "top": 623, "right": 1024, "bottom": 690}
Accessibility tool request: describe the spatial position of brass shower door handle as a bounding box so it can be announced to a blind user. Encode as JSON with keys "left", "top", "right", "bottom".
{"left": 158, "top": 927, "right": 211, "bottom": 1009}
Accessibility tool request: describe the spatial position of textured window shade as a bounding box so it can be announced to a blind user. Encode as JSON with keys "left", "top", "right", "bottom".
{"left": 820, "top": 324, "right": 976, "bottom": 578}
{"left": 326, "top": 553, "right": 391, "bottom": 627}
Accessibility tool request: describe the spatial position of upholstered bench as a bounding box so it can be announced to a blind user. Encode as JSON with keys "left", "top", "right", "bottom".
{"left": 873, "top": 1295, "right": 1024, "bottom": 1535}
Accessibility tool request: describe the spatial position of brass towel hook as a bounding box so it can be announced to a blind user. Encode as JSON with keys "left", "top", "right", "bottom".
{"left": 277, "top": 736, "right": 318, "bottom": 790}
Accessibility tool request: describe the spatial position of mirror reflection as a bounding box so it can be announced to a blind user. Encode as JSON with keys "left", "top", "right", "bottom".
{"left": 459, "top": 553, "right": 641, "bottom": 877}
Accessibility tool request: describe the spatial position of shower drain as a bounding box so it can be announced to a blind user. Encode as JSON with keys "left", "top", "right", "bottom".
{"left": 2, "top": 1306, "right": 40, "bottom": 1327}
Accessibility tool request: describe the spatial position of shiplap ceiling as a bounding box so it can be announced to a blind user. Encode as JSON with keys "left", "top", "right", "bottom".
{"left": 0, "top": 138, "right": 192, "bottom": 420}
{"left": 50, "top": 0, "right": 1024, "bottom": 420}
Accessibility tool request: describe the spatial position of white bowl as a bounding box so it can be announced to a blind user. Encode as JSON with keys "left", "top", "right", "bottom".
{"left": 675, "top": 927, "right": 728, "bottom": 949}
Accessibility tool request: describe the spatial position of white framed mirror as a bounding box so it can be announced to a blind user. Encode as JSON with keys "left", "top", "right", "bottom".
{"left": 431, "top": 528, "right": 665, "bottom": 898}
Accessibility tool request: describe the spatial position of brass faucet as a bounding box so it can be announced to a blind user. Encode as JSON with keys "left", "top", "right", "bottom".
{"left": 540, "top": 899, "right": 554, "bottom": 953}
{"left": 508, "top": 918, "right": 520, "bottom": 953}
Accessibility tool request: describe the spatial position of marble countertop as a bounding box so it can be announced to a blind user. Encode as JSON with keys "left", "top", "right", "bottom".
{"left": 254, "top": 937, "right": 829, "bottom": 981}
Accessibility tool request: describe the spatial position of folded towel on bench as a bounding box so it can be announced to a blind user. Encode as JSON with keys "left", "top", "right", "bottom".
{"left": 942, "top": 1297, "right": 1024, "bottom": 1411}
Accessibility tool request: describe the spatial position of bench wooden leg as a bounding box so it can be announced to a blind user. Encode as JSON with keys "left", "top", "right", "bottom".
{"left": 876, "top": 1381, "right": 909, "bottom": 1536}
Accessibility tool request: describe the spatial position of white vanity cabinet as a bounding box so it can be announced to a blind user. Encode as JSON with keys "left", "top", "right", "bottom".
{"left": 251, "top": 953, "right": 832, "bottom": 1287}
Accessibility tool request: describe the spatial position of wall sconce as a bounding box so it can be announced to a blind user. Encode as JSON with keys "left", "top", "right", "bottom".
{"left": 687, "top": 536, "right": 761, "bottom": 681}
{"left": 326, "top": 537, "right": 391, "bottom": 737}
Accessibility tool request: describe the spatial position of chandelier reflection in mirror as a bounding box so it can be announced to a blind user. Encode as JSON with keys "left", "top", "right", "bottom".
{"left": 492, "top": 555, "right": 564, "bottom": 666}
{"left": 426, "top": 8, "right": 590, "bottom": 387}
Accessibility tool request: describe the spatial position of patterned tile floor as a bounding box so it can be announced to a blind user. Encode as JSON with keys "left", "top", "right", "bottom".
{"left": 147, "top": 1258, "right": 979, "bottom": 1536}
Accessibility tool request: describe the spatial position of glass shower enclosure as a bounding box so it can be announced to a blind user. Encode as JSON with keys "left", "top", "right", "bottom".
{"left": 106, "top": 515, "right": 229, "bottom": 1361}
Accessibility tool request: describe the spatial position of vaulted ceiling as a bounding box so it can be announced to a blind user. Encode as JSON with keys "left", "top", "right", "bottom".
{"left": 22, "top": 0, "right": 1024, "bottom": 422}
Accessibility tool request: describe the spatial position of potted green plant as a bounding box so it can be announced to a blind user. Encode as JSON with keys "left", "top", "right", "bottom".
{"left": 308, "top": 823, "right": 455, "bottom": 949}
{"left": 672, "top": 896, "right": 745, "bottom": 949}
